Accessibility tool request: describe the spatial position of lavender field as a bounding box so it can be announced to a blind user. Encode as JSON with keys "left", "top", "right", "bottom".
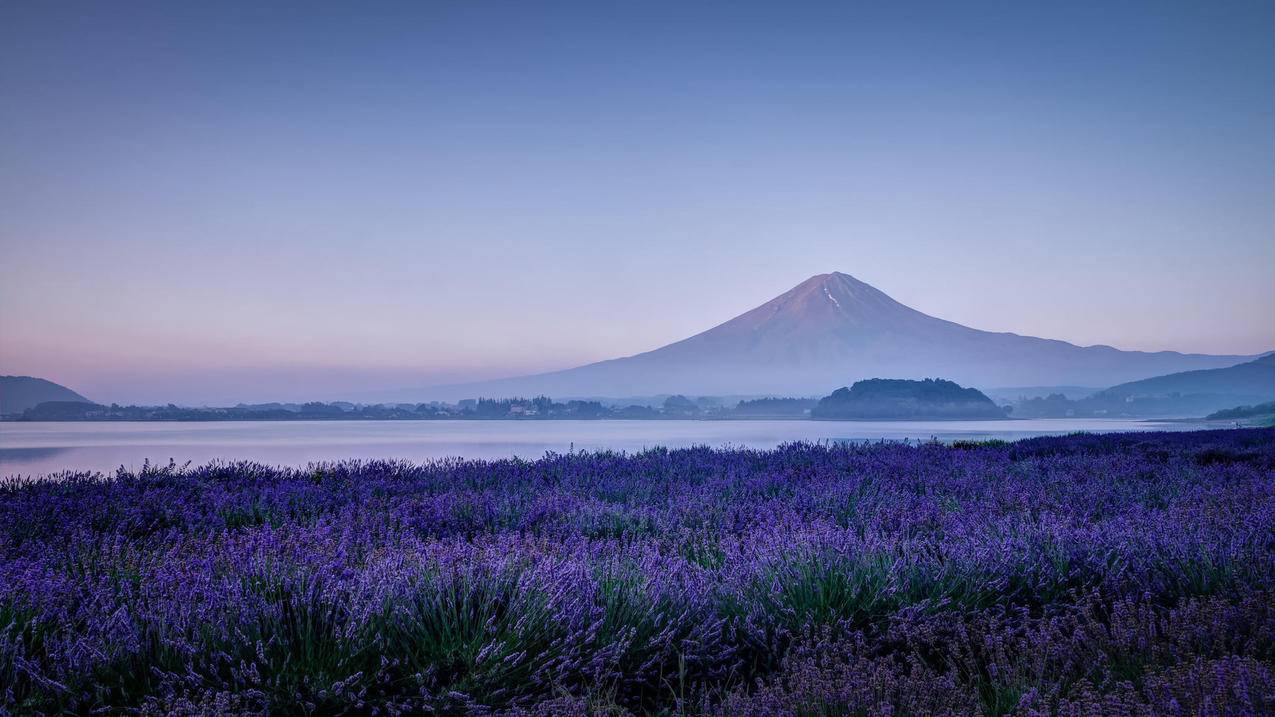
{"left": 2, "top": 429, "right": 1274, "bottom": 715}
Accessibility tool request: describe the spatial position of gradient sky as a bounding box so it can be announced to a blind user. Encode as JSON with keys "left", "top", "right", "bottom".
{"left": 2, "top": 1, "right": 1273, "bottom": 405}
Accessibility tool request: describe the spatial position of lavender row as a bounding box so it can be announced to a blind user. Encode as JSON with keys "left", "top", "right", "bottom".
{"left": 2, "top": 428, "right": 1273, "bottom": 714}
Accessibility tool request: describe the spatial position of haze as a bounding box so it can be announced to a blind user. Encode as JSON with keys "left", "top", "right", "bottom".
{"left": 2, "top": 1, "right": 1274, "bottom": 405}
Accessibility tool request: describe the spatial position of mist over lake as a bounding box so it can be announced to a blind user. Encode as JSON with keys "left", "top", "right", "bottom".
{"left": 1, "top": 418, "right": 1207, "bottom": 478}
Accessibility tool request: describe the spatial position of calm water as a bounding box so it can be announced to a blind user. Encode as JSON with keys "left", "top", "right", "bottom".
{"left": 0, "top": 419, "right": 1212, "bottom": 478}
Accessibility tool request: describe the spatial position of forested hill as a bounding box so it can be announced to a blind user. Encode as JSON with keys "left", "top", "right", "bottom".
{"left": 812, "top": 378, "right": 1007, "bottom": 420}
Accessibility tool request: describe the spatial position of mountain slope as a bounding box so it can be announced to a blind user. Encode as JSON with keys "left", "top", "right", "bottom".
{"left": 1012, "top": 354, "right": 1275, "bottom": 418}
{"left": 414, "top": 273, "right": 1261, "bottom": 400}
{"left": 0, "top": 376, "right": 92, "bottom": 415}
{"left": 1103, "top": 354, "right": 1275, "bottom": 399}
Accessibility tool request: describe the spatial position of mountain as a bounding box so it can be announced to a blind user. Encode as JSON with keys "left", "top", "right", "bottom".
{"left": 0, "top": 376, "right": 92, "bottom": 415}
{"left": 812, "top": 379, "right": 1005, "bottom": 420}
{"left": 1093, "top": 353, "right": 1275, "bottom": 416}
{"left": 1103, "top": 353, "right": 1275, "bottom": 399}
{"left": 412, "top": 272, "right": 1262, "bottom": 400}
{"left": 1013, "top": 354, "right": 1275, "bottom": 418}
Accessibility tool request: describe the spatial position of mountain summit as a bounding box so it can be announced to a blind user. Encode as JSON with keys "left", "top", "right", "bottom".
{"left": 663, "top": 272, "right": 930, "bottom": 348}
{"left": 416, "top": 273, "right": 1258, "bottom": 399}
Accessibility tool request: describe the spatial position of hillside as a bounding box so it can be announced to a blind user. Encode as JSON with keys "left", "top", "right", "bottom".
{"left": 403, "top": 273, "right": 1256, "bottom": 400}
{"left": 1104, "top": 353, "right": 1275, "bottom": 398}
{"left": 1013, "top": 354, "right": 1275, "bottom": 418}
{"left": 1207, "top": 401, "right": 1275, "bottom": 421}
{"left": 0, "top": 376, "right": 91, "bottom": 415}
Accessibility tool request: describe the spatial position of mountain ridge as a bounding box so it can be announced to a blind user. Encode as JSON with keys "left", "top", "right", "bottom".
{"left": 1103, "top": 353, "right": 1275, "bottom": 399}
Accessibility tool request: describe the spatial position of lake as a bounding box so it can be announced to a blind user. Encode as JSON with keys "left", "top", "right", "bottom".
{"left": 0, "top": 418, "right": 1213, "bottom": 478}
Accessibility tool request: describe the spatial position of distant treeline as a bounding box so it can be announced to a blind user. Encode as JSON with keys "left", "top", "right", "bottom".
{"left": 16, "top": 401, "right": 432, "bottom": 422}
{"left": 1011, "top": 391, "right": 1273, "bottom": 419}
{"left": 1206, "top": 401, "right": 1275, "bottom": 420}
{"left": 16, "top": 378, "right": 1089, "bottom": 422}
{"left": 731, "top": 397, "right": 817, "bottom": 417}
{"left": 12, "top": 394, "right": 813, "bottom": 422}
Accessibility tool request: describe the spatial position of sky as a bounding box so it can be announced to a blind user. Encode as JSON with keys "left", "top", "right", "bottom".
{"left": 2, "top": 1, "right": 1273, "bottom": 405}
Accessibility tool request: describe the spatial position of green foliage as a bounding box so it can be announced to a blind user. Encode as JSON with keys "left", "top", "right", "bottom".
{"left": 813, "top": 379, "right": 1005, "bottom": 420}
{"left": 375, "top": 567, "right": 566, "bottom": 707}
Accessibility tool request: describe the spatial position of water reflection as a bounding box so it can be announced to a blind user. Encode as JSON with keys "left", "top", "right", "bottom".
{"left": 1, "top": 419, "right": 1211, "bottom": 478}
{"left": 0, "top": 446, "right": 73, "bottom": 463}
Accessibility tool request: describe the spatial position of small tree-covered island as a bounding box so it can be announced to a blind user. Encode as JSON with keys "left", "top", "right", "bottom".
{"left": 812, "top": 378, "right": 1008, "bottom": 420}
